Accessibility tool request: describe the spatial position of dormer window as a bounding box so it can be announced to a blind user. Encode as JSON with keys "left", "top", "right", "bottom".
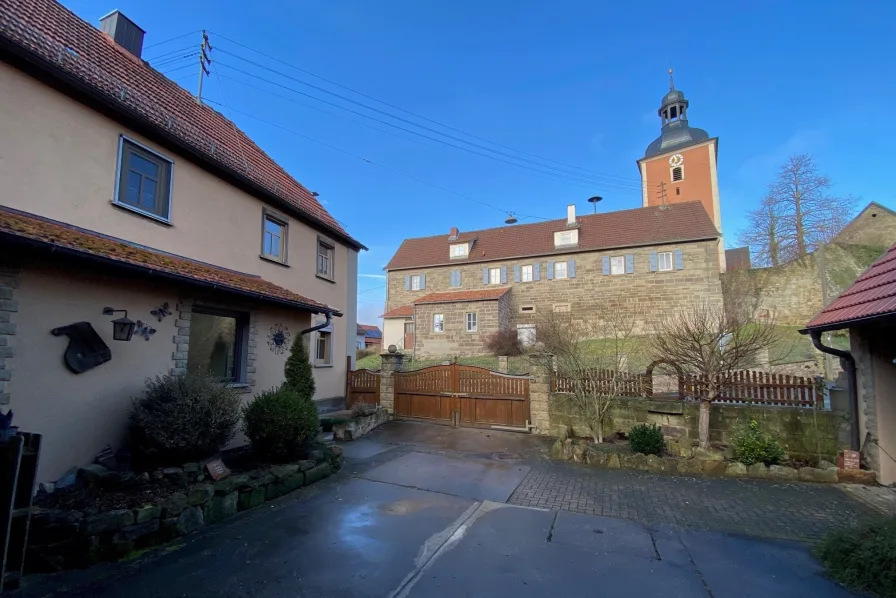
{"left": 450, "top": 243, "right": 469, "bottom": 258}
{"left": 554, "top": 229, "right": 578, "bottom": 248}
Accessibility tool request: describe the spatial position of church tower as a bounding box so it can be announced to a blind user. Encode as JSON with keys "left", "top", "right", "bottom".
{"left": 638, "top": 71, "right": 725, "bottom": 271}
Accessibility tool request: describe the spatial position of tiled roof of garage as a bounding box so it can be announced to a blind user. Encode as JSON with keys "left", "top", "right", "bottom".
{"left": 414, "top": 288, "right": 511, "bottom": 304}
{"left": 0, "top": 206, "right": 339, "bottom": 314}
{"left": 0, "top": 0, "right": 363, "bottom": 249}
{"left": 805, "top": 243, "right": 896, "bottom": 330}
{"left": 386, "top": 202, "right": 718, "bottom": 270}
{"left": 382, "top": 305, "right": 414, "bottom": 318}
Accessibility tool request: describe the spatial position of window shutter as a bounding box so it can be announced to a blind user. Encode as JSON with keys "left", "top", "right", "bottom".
{"left": 405, "top": 275, "right": 411, "bottom": 290}
{"left": 602, "top": 256, "right": 610, "bottom": 275}
{"left": 482, "top": 268, "right": 489, "bottom": 285}
{"left": 649, "top": 252, "right": 658, "bottom": 272}
{"left": 625, "top": 254, "right": 634, "bottom": 274}
{"left": 546, "top": 261, "right": 554, "bottom": 280}
{"left": 674, "top": 249, "right": 684, "bottom": 270}
{"left": 534, "top": 263, "right": 541, "bottom": 281}
{"left": 420, "top": 273, "right": 426, "bottom": 289}
{"left": 568, "top": 260, "right": 576, "bottom": 278}
{"left": 448, "top": 270, "right": 457, "bottom": 287}
{"left": 456, "top": 270, "right": 462, "bottom": 286}
{"left": 500, "top": 266, "right": 507, "bottom": 284}
{"left": 514, "top": 265, "right": 521, "bottom": 283}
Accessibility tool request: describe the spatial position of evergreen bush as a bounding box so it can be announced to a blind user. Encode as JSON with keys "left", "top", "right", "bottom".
{"left": 628, "top": 423, "right": 666, "bottom": 455}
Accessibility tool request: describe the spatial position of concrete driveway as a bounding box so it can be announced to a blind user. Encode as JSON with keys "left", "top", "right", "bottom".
{"left": 17, "top": 422, "right": 860, "bottom": 597}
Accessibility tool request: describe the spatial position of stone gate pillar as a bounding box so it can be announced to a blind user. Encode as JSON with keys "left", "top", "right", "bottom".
{"left": 528, "top": 353, "right": 552, "bottom": 435}
{"left": 379, "top": 351, "right": 404, "bottom": 413}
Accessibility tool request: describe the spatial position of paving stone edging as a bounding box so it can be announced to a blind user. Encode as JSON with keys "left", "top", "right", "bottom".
{"left": 26, "top": 445, "right": 343, "bottom": 574}
{"left": 551, "top": 438, "right": 877, "bottom": 485}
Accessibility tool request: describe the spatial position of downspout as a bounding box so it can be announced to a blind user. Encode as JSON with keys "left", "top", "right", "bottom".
{"left": 809, "top": 330, "right": 860, "bottom": 451}
{"left": 300, "top": 311, "right": 333, "bottom": 336}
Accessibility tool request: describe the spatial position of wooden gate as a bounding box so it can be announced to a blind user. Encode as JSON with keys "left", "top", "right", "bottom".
{"left": 345, "top": 367, "right": 380, "bottom": 409}
{"left": 393, "top": 363, "right": 530, "bottom": 430}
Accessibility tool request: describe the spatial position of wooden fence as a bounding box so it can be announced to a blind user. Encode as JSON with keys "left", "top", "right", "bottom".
{"left": 345, "top": 359, "right": 381, "bottom": 409}
{"left": 682, "top": 370, "right": 822, "bottom": 407}
{"left": 552, "top": 369, "right": 648, "bottom": 398}
{"left": 552, "top": 367, "right": 822, "bottom": 408}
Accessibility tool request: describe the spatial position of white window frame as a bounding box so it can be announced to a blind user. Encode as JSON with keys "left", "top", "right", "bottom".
{"left": 488, "top": 267, "right": 501, "bottom": 285}
{"left": 314, "top": 328, "right": 333, "bottom": 367}
{"left": 113, "top": 135, "right": 174, "bottom": 224}
{"left": 450, "top": 243, "right": 469, "bottom": 258}
{"left": 465, "top": 312, "right": 477, "bottom": 332}
{"left": 316, "top": 237, "right": 335, "bottom": 281}
{"left": 521, "top": 264, "right": 533, "bottom": 282}
{"left": 657, "top": 251, "right": 674, "bottom": 272}
{"left": 553, "top": 261, "right": 568, "bottom": 279}
{"left": 410, "top": 275, "right": 422, "bottom": 291}
{"left": 671, "top": 166, "right": 684, "bottom": 181}
{"left": 261, "top": 209, "right": 288, "bottom": 264}
{"left": 433, "top": 313, "right": 444, "bottom": 333}
{"left": 610, "top": 256, "right": 625, "bottom": 275}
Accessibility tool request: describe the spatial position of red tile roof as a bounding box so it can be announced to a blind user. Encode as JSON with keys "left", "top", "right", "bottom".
{"left": 806, "top": 243, "right": 896, "bottom": 330}
{"left": 359, "top": 324, "right": 380, "bottom": 332}
{"left": 385, "top": 202, "right": 719, "bottom": 270}
{"left": 0, "top": 0, "right": 362, "bottom": 249}
{"left": 414, "top": 288, "right": 511, "bottom": 304}
{"left": 382, "top": 305, "right": 414, "bottom": 318}
{"left": 0, "top": 206, "right": 338, "bottom": 314}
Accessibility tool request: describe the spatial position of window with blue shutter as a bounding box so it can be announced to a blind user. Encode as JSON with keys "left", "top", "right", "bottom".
{"left": 568, "top": 260, "right": 576, "bottom": 278}
{"left": 420, "top": 273, "right": 426, "bottom": 289}
{"left": 482, "top": 268, "right": 489, "bottom": 285}
{"left": 602, "top": 256, "right": 610, "bottom": 275}
{"left": 674, "top": 249, "right": 684, "bottom": 270}
{"left": 404, "top": 275, "right": 411, "bottom": 290}
{"left": 513, "top": 265, "right": 521, "bottom": 283}
{"left": 449, "top": 270, "right": 461, "bottom": 287}
{"left": 546, "top": 261, "right": 554, "bottom": 280}
{"left": 625, "top": 254, "right": 634, "bottom": 274}
{"left": 534, "top": 263, "right": 541, "bottom": 281}
{"left": 649, "top": 252, "right": 658, "bottom": 272}
{"left": 500, "top": 266, "right": 507, "bottom": 284}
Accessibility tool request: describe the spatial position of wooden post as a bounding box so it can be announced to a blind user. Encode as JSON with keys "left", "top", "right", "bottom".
{"left": 344, "top": 355, "right": 351, "bottom": 409}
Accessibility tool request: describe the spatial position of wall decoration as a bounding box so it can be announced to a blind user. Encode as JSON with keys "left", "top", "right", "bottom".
{"left": 150, "top": 302, "right": 171, "bottom": 322}
{"left": 267, "top": 324, "right": 290, "bottom": 354}
{"left": 51, "top": 322, "right": 111, "bottom": 374}
{"left": 134, "top": 320, "right": 157, "bottom": 341}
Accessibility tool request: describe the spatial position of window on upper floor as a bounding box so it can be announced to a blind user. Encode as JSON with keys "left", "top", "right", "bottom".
{"left": 317, "top": 238, "right": 335, "bottom": 281}
{"left": 489, "top": 267, "right": 501, "bottom": 285}
{"left": 671, "top": 166, "right": 684, "bottom": 181}
{"left": 657, "top": 251, "right": 674, "bottom": 271}
{"left": 411, "top": 274, "right": 422, "bottom": 291}
{"left": 521, "top": 265, "right": 533, "bottom": 282}
{"left": 554, "top": 261, "right": 568, "bottom": 279}
{"left": 610, "top": 256, "right": 625, "bottom": 275}
{"left": 261, "top": 210, "right": 288, "bottom": 263}
{"left": 554, "top": 229, "right": 578, "bottom": 248}
{"left": 450, "top": 243, "right": 469, "bottom": 258}
{"left": 115, "top": 136, "right": 173, "bottom": 222}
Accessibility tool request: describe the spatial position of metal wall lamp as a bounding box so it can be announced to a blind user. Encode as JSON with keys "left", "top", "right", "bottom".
{"left": 102, "top": 307, "right": 136, "bottom": 341}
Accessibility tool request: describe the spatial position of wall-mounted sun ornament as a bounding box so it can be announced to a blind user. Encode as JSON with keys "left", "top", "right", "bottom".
{"left": 267, "top": 324, "right": 291, "bottom": 354}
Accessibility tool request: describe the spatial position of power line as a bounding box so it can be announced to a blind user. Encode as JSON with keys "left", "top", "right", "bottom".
{"left": 202, "top": 98, "right": 552, "bottom": 221}
{"left": 144, "top": 45, "right": 195, "bottom": 62}
{"left": 161, "top": 63, "right": 197, "bottom": 77}
{"left": 213, "top": 50, "right": 645, "bottom": 190}
{"left": 143, "top": 30, "right": 202, "bottom": 50}
{"left": 151, "top": 52, "right": 199, "bottom": 69}
{"left": 210, "top": 32, "right": 645, "bottom": 186}
{"left": 215, "top": 69, "right": 625, "bottom": 193}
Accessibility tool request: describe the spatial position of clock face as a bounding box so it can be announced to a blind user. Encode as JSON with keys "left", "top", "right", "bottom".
{"left": 669, "top": 153, "right": 684, "bottom": 167}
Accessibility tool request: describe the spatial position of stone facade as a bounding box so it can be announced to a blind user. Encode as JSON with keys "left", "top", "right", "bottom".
{"left": 387, "top": 239, "right": 723, "bottom": 355}
{"left": 413, "top": 296, "right": 510, "bottom": 358}
{"left": 0, "top": 263, "right": 18, "bottom": 407}
{"left": 834, "top": 203, "right": 896, "bottom": 247}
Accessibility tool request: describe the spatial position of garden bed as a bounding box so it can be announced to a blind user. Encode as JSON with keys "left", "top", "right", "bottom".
{"left": 26, "top": 444, "right": 343, "bottom": 574}
{"left": 551, "top": 438, "right": 877, "bottom": 485}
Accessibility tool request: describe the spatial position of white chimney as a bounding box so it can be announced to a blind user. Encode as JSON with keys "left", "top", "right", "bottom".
{"left": 566, "top": 204, "right": 576, "bottom": 226}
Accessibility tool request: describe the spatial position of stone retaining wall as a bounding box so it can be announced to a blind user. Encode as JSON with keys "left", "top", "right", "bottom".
{"left": 549, "top": 394, "right": 850, "bottom": 462}
{"left": 26, "top": 445, "right": 343, "bottom": 574}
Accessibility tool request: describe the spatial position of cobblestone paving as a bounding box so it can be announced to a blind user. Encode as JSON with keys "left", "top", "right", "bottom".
{"left": 508, "top": 460, "right": 880, "bottom": 542}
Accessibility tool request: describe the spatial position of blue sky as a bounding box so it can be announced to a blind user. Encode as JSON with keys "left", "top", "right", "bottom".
{"left": 67, "top": 0, "right": 896, "bottom": 325}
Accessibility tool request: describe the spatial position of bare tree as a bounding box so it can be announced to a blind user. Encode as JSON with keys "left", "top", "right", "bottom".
{"left": 768, "top": 154, "right": 857, "bottom": 258}
{"left": 534, "top": 306, "right": 641, "bottom": 443}
{"left": 736, "top": 196, "right": 792, "bottom": 267}
{"left": 649, "top": 301, "right": 778, "bottom": 449}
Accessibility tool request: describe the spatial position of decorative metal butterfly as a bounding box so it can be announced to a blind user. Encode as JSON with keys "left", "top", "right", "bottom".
{"left": 134, "top": 320, "right": 157, "bottom": 341}
{"left": 150, "top": 302, "right": 171, "bottom": 322}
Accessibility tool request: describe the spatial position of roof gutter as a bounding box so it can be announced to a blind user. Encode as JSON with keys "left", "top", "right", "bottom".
{"left": 0, "top": 39, "right": 366, "bottom": 253}
{"left": 806, "top": 329, "right": 860, "bottom": 451}
{"left": 0, "top": 232, "right": 343, "bottom": 317}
